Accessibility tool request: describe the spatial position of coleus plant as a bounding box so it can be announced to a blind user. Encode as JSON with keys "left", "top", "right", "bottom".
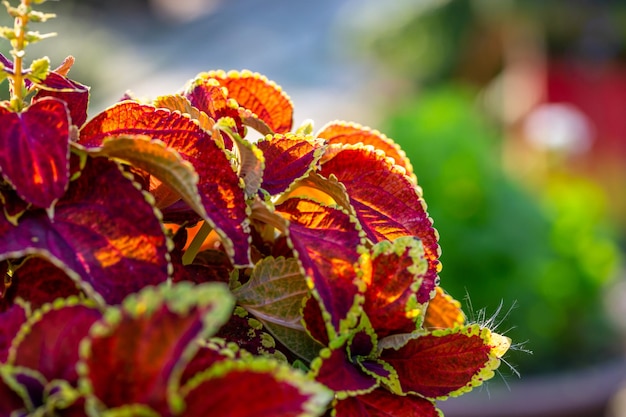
{"left": 0, "top": 1, "right": 511, "bottom": 416}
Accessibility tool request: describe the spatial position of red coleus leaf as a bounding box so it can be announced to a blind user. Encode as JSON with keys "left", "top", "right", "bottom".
{"left": 179, "top": 340, "right": 238, "bottom": 387}
{"left": 0, "top": 97, "right": 70, "bottom": 208}
{"left": 0, "top": 260, "right": 10, "bottom": 305}
{"left": 0, "top": 157, "right": 170, "bottom": 304}
{"left": 317, "top": 121, "right": 415, "bottom": 182}
{"left": 319, "top": 145, "right": 440, "bottom": 303}
{"left": 203, "top": 70, "right": 294, "bottom": 134}
{"left": 184, "top": 77, "right": 243, "bottom": 140}
{"left": 333, "top": 388, "right": 440, "bottom": 417}
{"left": 302, "top": 295, "right": 330, "bottom": 347}
{"left": 0, "top": 303, "right": 27, "bottom": 362}
{"left": 79, "top": 101, "right": 251, "bottom": 266}
{"left": 11, "top": 257, "right": 83, "bottom": 310}
{"left": 362, "top": 237, "right": 429, "bottom": 338}
{"left": 79, "top": 282, "right": 234, "bottom": 415}
{"left": 276, "top": 198, "right": 364, "bottom": 337}
{"left": 182, "top": 358, "right": 331, "bottom": 416}
{"left": 256, "top": 133, "right": 325, "bottom": 195}
{"left": 311, "top": 345, "right": 377, "bottom": 395}
{"left": 8, "top": 299, "right": 102, "bottom": 384}
{"left": 310, "top": 314, "right": 382, "bottom": 396}
{"left": 380, "top": 325, "right": 504, "bottom": 399}
{"left": 33, "top": 71, "right": 90, "bottom": 127}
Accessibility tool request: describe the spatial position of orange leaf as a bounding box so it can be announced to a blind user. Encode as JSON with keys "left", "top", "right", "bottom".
{"left": 317, "top": 121, "right": 415, "bottom": 182}
{"left": 423, "top": 286, "right": 465, "bottom": 330}
{"left": 205, "top": 70, "right": 293, "bottom": 134}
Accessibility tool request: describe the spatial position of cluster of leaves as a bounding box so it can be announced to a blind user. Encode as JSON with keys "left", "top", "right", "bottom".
{"left": 0, "top": 1, "right": 511, "bottom": 416}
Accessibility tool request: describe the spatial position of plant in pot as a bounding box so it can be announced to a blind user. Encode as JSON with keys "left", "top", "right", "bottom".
{"left": 0, "top": 1, "right": 511, "bottom": 416}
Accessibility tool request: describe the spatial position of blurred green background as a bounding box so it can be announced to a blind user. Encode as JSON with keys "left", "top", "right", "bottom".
{"left": 2, "top": 0, "right": 625, "bottom": 380}
{"left": 344, "top": 0, "right": 626, "bottom": 376}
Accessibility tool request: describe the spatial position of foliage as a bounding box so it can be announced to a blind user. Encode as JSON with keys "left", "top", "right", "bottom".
{"left": 382, "top": 86, "right": 621, "bottom": 374}
{"left": 0, "top": 1, "right": 510, "bottom": 415}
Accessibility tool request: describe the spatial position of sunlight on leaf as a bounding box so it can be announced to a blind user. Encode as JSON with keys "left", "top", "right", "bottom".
{"left": 200, "top": 70, "right": 294, "bottom": 134}
{"left": 79, "top": 282, "right": 234, "bottom": 415}
{"left": 87, "top": 134, "right": 203, "bottom": 214}
{"left": 361, "top": 237, "right": 430, "bottom": 338}
{"left": 0, "top": 157, "right": 171, "bottom": 304}
{"left": 381, "top": 324, "right": 504, "bottom": 399}
{"left": 317, "top": 121, "right": 415, "bottom": 182}
{"left": 423, "top": 286, "right": 465, "bottom": 331}
{"left": 181, "top": 358, "right": 331, "bottom": 416}
{"left": 257, "top": 133, "right": 325, "bottom": 196}
{"left": 319, "top": 144, "right": 441, "bottom": 304}
{"left": 276, "top": 198, "right": 365, "bottom": 338}
{"left": 0, "top": 97, "right": 70, "bottom": 208}
{"left": 80, "top": 101, "right": 251, "bottom": 266}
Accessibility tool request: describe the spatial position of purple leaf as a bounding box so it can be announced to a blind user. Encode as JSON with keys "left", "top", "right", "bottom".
{"left": 0, "top": 98, "right": 70, "bottom": 208}
{"left": 9, "top": 301, "right": 101, "bottom": 384}
{"left": 0, "top": 157, "right": 170, "bottom": 304}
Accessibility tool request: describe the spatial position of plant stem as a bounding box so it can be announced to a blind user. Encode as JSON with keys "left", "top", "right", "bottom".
{"left": 181, "top": 221, "right": 213, "bottom": 265}
{"left": 9, "top": 0, "right": 31, "bottom": 107}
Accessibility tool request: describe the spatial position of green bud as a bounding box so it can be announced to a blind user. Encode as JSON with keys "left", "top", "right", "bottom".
{"left": 27, "top": 56, "right": 49, "bottom": 83}
{"left": 0, "top": 26, "right": 16, "bottom": 41}
{"left": 2, "top": 1, "right": 20, "bottom": 18}
{"left": 296, "top": 119, "right": 315, "bottom": 135}
{"left": 24, "top": 30, "right": 56, "bottom": 44}
{"left": 28, "top": 10, "right": 56, "bottom": 23}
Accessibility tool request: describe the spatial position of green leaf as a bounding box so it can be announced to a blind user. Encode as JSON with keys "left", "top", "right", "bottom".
{"left": 233, "top": 256, "right": 308, "bottom": 327}
{"left": 262, "top": 321, "right": 324, "bottom": 362}
{"left": 232, "top": 256, "right": 324, "bottom": 360}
